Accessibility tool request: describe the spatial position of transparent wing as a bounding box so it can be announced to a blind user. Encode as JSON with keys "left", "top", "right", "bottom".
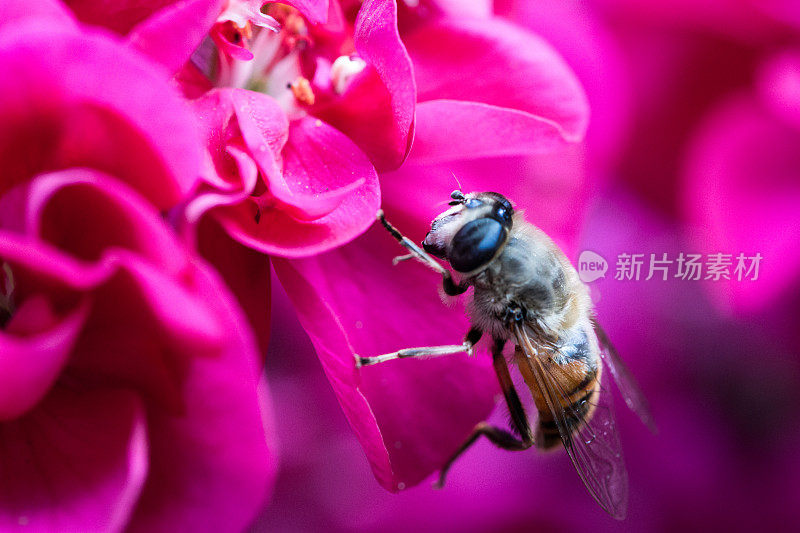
{"left": 513, "top": 323, "right": 629, "bottom": 520}
{"left": 591, "top": 318, "right": 657, "bottom": 433}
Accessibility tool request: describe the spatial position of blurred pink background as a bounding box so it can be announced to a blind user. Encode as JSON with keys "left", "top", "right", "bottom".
{"left": 252, "top": 0, "right": 800, "bottom": 530}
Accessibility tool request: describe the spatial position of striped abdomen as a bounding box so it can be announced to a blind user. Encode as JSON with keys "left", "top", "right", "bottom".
{"left": 515, "top": 343, "right": 601, "bottom": 450}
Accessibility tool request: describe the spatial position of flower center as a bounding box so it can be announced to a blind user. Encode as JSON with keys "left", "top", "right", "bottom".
{"left": 202, "top": 4, "right": 309, "bottom": 104}
{"left": 0, "top": 262, "right": 15, "bottom": 329}
{"left": 194, "top": 2, "right": 366, "bottom": 115}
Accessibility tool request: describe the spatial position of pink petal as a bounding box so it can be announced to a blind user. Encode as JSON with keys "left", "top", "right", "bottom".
{"left": 191, "top": 89, "right": 261, "bottom": 191}
{"left": 495, "top": 0, "right": 632, "bottom": 172}
{"left": 274, "top": 233, "right": 499, "bottom": 491}
{"left": 0, "top": 168, "right": 275, "bottom": 528}
{"left": 127, "top": 0, "right": 226, "bottom": 74}
{"left": 227, "top": 89, "right": 290, "bottom": 194}
{"left": 198, "top": 217, "right": 272, "bottom": 357}
{"left": 127, "top": 260, "right": 276, "bottom": 532}
{"left": 225, "top": 88, "right": 348, "bottom": 215}
{"left": 438, "top": 0, "right": 492, "bottom": 17}
{"left": 113, "top": 255, "right": 227, "bottom": 350}
{"left": 0, "top": 232, "right": 101, "bottom": 295}
{"left": 683, "top": 93, "right": 800, "bottom": 313}
{"left": 757, "top": 50, "right": 800, "bottom": 132}
{"left": 312, "top": 0, "right": 416, "bottom": 171}
{"left": 0, "top": 0, "right": 76, "bottom": 30}
{"left": 185, "top": 145, "right": 260, "bottom": 224}
{"left": 194, "top": 88, "right": 368, "bottom": 225}
{"left": 0, "top": 26, "right": 202, "bottom": 209}
{"left": 591, "top": 0, "right": 773, "bottom": 41}
{"left": 215, "top": 115, "right": 380, "bottom": 257}
{"left": 404, "top": 16, "right": 589, "bottom": 144}
{"left": 410, "top": 99, "right": 578, "bottom": 163}
{"left": 63, "top": 0, "right": 177, "bottom": 34}
{"left": 0, "top": 299, "right": 88, "bottom": 420}
{"left": 757, "top": 0, "right": 800, "bottom": 29}
{"left": 5, "top": 172, "right": 227, "bottom": 353}
{"left": 1, "top": 170, "right": 186, "bottom": 274}
{"left": 65, "top": 260, "right": 246, "bottom": 428}
{"left": 276, "top": 0, "right": 330, "bottom": 24}
{"left": 267, "top": 116, "right": 366, "bottom": 220}
{"left": 0, "top": 387, "right": 148, "bottom": 532}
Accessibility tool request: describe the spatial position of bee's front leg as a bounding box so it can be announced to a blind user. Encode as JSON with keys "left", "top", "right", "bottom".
{"left": 377, "top": 210, "right": 468, "bottom": 296}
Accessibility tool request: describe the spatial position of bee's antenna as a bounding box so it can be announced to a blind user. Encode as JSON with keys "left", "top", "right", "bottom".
{"left": 450, "top": 170, "right": 463, "bottom": 193}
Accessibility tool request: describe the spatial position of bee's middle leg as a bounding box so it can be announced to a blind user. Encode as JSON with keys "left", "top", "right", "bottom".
{"left": 356, "top": 327, "right": 482, "bottom": 368}
{"left": 434, "top": 338, "right": 533, "bottom": 488}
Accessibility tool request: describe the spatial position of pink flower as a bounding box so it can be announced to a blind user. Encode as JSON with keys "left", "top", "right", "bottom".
{"left": 0, "top": 7, "right": 275, "bottom": 530}
{"left": 272, "top": 1, "right": 590, "bottom": 492}
{"left": 171, "top": 0, "right": 411, "bottom": 357}
{"left": 183, "top": 0, "right": 412, "bottom": 260}
{"left": 0, "top": 171, "right": 275, "bottom": 532}
{"left": 186, "top": 87, "right": 381, "bottom": 257}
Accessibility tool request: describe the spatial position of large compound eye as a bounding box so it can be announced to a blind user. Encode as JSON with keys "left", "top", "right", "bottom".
{"left": 449, "top": 218, "right": 505, "bottom": 272}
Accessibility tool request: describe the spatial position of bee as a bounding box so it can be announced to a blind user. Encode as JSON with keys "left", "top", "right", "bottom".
{"left": 356, "top": 190, "right": 655, "bottom": 519}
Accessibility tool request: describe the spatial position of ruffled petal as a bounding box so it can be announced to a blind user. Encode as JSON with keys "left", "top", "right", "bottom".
{"left": 495, "top": 0, "right": 632, "bottom": 171}
{"left": 405, "top": 16, "right": 589, "bottom": 144}
{"left": 0, "top": 298, "right": 88, "bottom": 420}
{"left": 274, "top": 235, "right": 498, "bottom": 491}
{"left": 0, "top": 26, "right": 202, "bottom": 209}
{"left": 312, "top": 0, "right": 416, "bottom": 171}
{"left": 127, "top": 259, "right": 276, "bottom": 532}
{"left": 64, "top": 0, "right": 176, "bottom": 34}
{"left": 277, "top": 0, "right": 330, "bottom": 25}
{"left": 215, "top": 115, "right": 380, "bottom": 257}
{"left": 127, "top": 0, "right": 226, "bottom": 74}
{"left": 0, "top": 387, "right": 148, "bottom": 532}
{"left": 410, "top": 99, "right": 577, "bottom": 163}
{"left": 198, "top": 217, "right": 272, "bottom": 356}
{"left": 0, "top": 0, "right": 76, "bottom": 31}
{"left": 0, "top": 167, "right": 276, "bottom": 530}
{"left": 0, "top": 170, "right": 185, "bottom": 273}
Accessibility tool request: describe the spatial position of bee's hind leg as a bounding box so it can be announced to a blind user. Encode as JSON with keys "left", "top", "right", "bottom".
{"left": 435, "top": 338, "right": 534, "bottom": 488}
{"left": 377, "top": 211, "right": 468, "bottom": 296}
{"left": 356, "top": 327, "right": 482, "bottom": 368}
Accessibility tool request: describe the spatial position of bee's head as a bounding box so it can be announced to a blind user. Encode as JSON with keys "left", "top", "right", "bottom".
{"left": 422, "top": 190, "right": 514, "bottom": 273}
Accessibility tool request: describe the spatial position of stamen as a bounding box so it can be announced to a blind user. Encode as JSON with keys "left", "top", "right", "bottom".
{"left": 289, "top": 77, "right": 315, "bottom": 105}
{"left": 220, "top": 1, "right": 280, "bottom": 33}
